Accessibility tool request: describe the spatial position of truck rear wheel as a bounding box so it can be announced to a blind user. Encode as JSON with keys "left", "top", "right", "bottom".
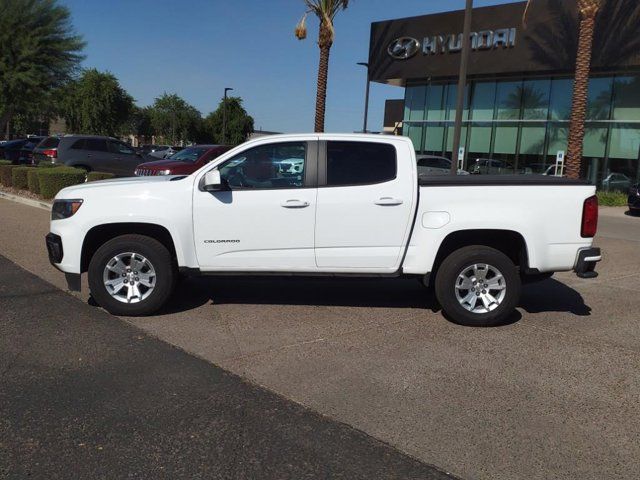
{"left": 435, "top": 246, "right": 521, "bottom": 327}
{"left": 88, "top": 234, "right": 176, "bottom": 316}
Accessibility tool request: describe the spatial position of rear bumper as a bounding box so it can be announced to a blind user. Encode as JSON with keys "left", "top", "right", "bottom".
{"left": 574, "top": 247, "right": 601, "bottom": 279}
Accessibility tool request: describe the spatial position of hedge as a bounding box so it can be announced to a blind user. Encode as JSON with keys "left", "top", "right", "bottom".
{"left": 0, "top": 159, "right": 11, "bottom": 166}
{"left": 27, "top": 169, "right": 41, "bottom": 194}
{"left": 597, "top": 190, "right": 628, "bottom": 207}
{"left": 87, "top": 171, "right": 115, "bottom": 182}
{"left": 38, "top": 167, "right": 86, "bottom": 199}
{"left": 37, "top": 161, "right": 58, "bottom": 168}
{"left": 0, "top": 164, "right": 18, "bottom": 187}
{"left": 11, "top": 166, "right": 31, "bottom": 190}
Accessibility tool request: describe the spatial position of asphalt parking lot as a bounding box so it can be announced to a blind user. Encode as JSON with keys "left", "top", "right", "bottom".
{"left": 1, "top": 197, "right": 639, "bottom": 479}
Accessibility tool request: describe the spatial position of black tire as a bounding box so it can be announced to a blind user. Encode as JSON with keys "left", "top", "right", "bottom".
{"left": 88, "top": 234, "right": 176, "bottom": 316}
{"left": 435, "top": 246, "right": 521, "bottom": 327}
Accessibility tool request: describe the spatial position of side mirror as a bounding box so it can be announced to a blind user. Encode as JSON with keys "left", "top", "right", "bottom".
{"left": 203, "top": 169, "right": 223, "bottom": 191}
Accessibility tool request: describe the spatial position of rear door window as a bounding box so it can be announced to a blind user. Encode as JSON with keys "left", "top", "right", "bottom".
{"left": 70, "top": 139, "right": 86, "bottom": 150}
{"left": 107, "top": 140, "right": 135, "bottom": 155}
{"left": 326, "top": 141, "right": 396, "bottom": 186}
{"left": 40, "top": 137, "right": 60, "bottom": 149}
{"left": 84, "top": 139, "right": 108, "bottom": 152}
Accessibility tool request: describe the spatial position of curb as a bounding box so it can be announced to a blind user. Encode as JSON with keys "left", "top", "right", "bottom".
{"left": 0, "top": 189, "right": 52, "bottom": 212}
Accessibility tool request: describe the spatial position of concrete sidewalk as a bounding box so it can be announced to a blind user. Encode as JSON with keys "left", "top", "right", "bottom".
{"left": 1, "top": 197, "right": 640, "bottom": 479}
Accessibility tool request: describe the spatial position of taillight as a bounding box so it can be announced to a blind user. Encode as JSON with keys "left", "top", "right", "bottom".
{"left": 581, "top": 195, "right": 598, "bottom": 238}
{"left": 43, "top": 149, "right": 57, "bottom": 158}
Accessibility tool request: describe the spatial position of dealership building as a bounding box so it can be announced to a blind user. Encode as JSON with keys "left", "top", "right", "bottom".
{"left": 368, "top": 0, "right": 640, "bottom": 187}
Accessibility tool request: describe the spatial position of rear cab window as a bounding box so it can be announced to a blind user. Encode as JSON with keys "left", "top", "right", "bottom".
{"left": 326, "top": 141, "right": 397, "bottom": 186}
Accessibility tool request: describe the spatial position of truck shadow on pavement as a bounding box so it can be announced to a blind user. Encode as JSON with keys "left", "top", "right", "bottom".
{"left": 153, "top": 275, "right": 591, "bottom": 321}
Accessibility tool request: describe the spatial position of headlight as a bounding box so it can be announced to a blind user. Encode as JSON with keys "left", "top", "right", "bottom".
{"left": 52, "top": 199, "right": 83, "bottom": 220}
{"left": 156, "top": 169, "right": 172, "bottom": 176}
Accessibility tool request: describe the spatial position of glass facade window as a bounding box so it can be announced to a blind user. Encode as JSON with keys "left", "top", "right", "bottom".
{"left": 495, "top": 81, "right": 522, "bottom": 120}
{"left": 471, "top": 82, "right": 496, "bottom": 121}
{"left": 402, "top": 74, "right": 640, "bottom": 187}
{"left": 549, "top": 79, "right": 573, "bottom": 120}
{"left": 426, "top": 84, "right": 446, "bottom": 121}
{"left": 404, "top": 85, "right": 427, "bottom": 121}
{"left": 522, "top": 79, "right": 551, "bottom": 120}
{"left": 613, "top": 77, "right": 640, "bottom": 121}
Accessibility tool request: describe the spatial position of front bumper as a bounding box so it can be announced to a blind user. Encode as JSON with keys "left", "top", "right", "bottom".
{"left": 45, "top": 233, "right": 63, "bottom": 265}
{"left": 574, "top": 247, "right": 601, "bottom": 279}
{"left": 46, "top": 232, "right": 81, "bottom": 291}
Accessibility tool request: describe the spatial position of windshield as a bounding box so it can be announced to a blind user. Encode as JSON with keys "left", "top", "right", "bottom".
{"left": 168, "top": 147, "right": 208, "bottom": 162}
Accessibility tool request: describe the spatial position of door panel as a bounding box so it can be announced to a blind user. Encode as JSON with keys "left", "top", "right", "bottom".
{"left": 315, "top": 141, "right": 415, "bottom": 271}
{"left": 108, "top": 140, "right": 139, "bottom": 176}
{"left": 193, "top": 140, "right": 318, "bottom": 271}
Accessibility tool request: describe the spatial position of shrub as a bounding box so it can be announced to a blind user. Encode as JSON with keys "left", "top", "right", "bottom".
{"left": 0, "top": 159, "right": 11, "bottom": 166}
{"left": 87, "top": 171, "right": 115, "bottom": 182}
{"left": 597, "top": 190, "right": 628, "bottom": 207}
{"left": 37, "top": 161, "right": 58, "bottom": 168}
{"left": 38, "top": 167, "right": 86, "bottom": 199}
{"left": 12, "top": 166, "right": 31, "bottom": 190}
{"left": 27, "top": 169, "right": 41, "bottom": 194}
{"left": 0, "top": 164, "right": 18, "bottom": 187}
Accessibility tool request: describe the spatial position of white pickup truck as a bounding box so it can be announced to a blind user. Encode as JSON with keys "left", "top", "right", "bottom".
{"left": 46, "top": 134, "right": 601, "bottom": 326}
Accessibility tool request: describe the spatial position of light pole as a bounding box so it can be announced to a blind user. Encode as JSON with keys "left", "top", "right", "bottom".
{"left": 450, "top": 0, "right": 473, "bottom": 175}
{"left": 357, "top": 62, "right": 371, "bottom": 133}
{"left": 222, "top": 87, "right": 234, "bottom": 145}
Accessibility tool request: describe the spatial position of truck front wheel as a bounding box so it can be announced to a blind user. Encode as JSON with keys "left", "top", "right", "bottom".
{"left": 435, "top": 246, "right": 521, "bottom": 327}
{"left": 88, "top": 234, "right": 176, "bottom": 316}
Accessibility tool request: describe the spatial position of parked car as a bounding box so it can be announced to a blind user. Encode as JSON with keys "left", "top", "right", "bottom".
{"left": 416, "top": 155, "right": 468, "bottom": 176}
{"left": 601, "top": 173, "right": 632, "bottom": 192}
{"left": 33, "top": 135, "right": 151, "bottom": 177}
{"left": 470, "top": 158, "right": 514, "bottom": 175}
{"left": 147, "top": 145, "right": 183, "bottom": 159}
{"left": 0, "top": 137, "right": 45, "bottom": 164}
{"left": 628, "top": 184, "right": 640, "bottom": 215}
{"left": 46, "top": 134, "right": 601, "bottom": 327}
{"left": 520, "top": 164, "right": 561, "bottom": 176}
{"left": 141, "top": 145, "right": 168, "bottom": 157}
{"left": 135, "top": 145, "right": 232, "bottom": 176}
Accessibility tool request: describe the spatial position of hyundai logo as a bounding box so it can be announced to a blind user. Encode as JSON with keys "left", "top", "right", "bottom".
{"left": 387, "top": 37, "right": 420, "bottom": 60}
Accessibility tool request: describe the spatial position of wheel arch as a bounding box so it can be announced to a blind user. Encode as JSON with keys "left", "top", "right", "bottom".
{"left": 431, "top": 229, "right": 530, "bottom": 280}
{"left": 81, "top": 223, "right": 177, "bottom": 273}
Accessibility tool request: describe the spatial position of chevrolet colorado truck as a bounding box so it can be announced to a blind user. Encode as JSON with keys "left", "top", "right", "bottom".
{"left": 46, "top": 134, "right": 601, "bottom": 327}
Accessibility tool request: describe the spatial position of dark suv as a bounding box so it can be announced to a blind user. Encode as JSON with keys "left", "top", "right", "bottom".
{"left": 629, "top": 184, "right": 640, "bottom": 215}
{"left": 33, "top": 135, "right": 150, "bottom": 176}
{"left": 0, "top": 137, "right": 45, "bottom": 164}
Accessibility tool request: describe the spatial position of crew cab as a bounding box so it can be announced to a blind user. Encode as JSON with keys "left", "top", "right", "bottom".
{"left": 46, "top": 134, "right": 601, "bottom": 327}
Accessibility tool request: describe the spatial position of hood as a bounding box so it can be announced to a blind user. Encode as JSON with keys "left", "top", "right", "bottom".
{"left": 56, "top": 175, "right": 188, "bottom": 197}
{"left": 136, "top": 158, "right": 193, "bottom": 170}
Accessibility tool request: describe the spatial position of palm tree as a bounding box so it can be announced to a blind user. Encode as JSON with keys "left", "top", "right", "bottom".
{"left": 525, "top": 0, "right": 603, "bottom": 179}
{"left": 295, "top": 0, "right": 350, "bottom": 133}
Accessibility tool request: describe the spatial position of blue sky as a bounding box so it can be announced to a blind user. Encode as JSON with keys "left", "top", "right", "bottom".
{"left": 61, "top": 0, "right": 517, "bottom": 133}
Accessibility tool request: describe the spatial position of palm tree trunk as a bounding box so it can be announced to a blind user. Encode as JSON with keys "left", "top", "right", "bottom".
{"left": 314, "top": 25, "right": 332, "bottom": 133}
{"left": 566, "top": 10, "right": 597, "bottom": 179}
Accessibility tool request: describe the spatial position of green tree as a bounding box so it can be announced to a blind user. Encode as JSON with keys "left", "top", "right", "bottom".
{"left": 149, "top": 93, "right": 202, "bottom": 145}
{"left": 0, "top": 0, "right": 85, "bottom": 138}
{"left": 203, "top": 97, "right": 254, "bottom": 146}
{"left": 61, "top": 69, "right": 134, "bottom": 136}
{"left": 127, "top": 105, "right": 153, "bottom": 138}
{"left": 295, "top": 0, "right": 350, "bottom": 133}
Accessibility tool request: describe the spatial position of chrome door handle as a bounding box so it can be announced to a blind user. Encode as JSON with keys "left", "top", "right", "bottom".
{"left": 375, "top": 197, "right": 403, "bottom": 206}
{"left": 281, "top": 199, "right": 310, "bottom": 208}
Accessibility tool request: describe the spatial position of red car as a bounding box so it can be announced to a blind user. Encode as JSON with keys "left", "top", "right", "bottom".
{"left": 134, "top": 145, "right": 232, "bottom": 176}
